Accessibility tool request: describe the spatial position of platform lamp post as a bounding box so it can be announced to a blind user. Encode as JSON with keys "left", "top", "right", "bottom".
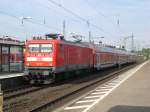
{"left": 20, "top": 16, "right": 32, "bottom": 25}
{"left": 20, "top": 16, "right": 32, "bottom": 40}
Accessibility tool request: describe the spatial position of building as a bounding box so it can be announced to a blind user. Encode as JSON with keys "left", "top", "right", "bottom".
{"left": 0, "top": 36, "right": 24, "bottom": 73}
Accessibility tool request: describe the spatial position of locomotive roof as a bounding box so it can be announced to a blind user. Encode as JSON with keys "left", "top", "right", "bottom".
{"left": 26, "top": 39, "right": 135, "bottom": 55}
{"left": 26, "top": 39, "right": 90, "bottom": 48}
{"left": 59, "top": 40, "right": 90, "bottom": 48}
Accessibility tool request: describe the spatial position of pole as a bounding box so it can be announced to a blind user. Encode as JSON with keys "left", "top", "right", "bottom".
{"left": 89, "top": 31, "right": 91, "bottom": 43}
{"left": 131, "top": 33, "right": 134, "bottom": 52}
{"left": 87, "top": 20, "right": 91, "bottom": 43}
{"left": 43, "top": 17, "right": 46, "bottom": 24}
{"left": 63, "top": 20, "right": 66, "bottom": 37}
{"left": 20, "top": 17, "right": 32, "bottom": 40}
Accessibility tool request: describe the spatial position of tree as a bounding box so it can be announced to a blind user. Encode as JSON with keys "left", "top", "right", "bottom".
{"left": 142, "top": 48, "right": 150, "bottom": 59}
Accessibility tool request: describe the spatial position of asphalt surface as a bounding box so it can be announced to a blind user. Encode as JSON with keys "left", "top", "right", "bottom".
{"left": 88, "top": 61, "right": 150, "bottom": 112}
{"left": 54, "top": 61, "right": 150, "bottom": 112}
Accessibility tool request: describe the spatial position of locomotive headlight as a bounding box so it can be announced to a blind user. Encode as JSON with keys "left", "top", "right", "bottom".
{"left": 42, "top": 57, "right": 53, "bottom": 61}
{"left": 27, "top": 57, "right": 37, "bottom": 61}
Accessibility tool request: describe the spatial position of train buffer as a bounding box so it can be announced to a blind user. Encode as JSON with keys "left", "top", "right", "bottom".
{"left": 56, "top": 60, "right": 150, "bottom": 112}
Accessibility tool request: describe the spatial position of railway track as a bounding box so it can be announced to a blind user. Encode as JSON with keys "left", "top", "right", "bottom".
{"left": 29, "top": 63, "right": 138, "bottom": 112}
{"left": 4, "top": 85, "right": 48, "bottom": 100}
{"left": 3, "top": 63, "right": 139, "bottom": 112}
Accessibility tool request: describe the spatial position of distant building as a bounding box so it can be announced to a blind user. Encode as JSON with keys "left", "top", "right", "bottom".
{"left": 0, "top": 36, "right": 24, "bottom": 73}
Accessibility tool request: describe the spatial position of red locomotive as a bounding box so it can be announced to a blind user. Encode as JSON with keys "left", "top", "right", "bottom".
{"left": 24, "top": 34, "right": 93, "bottom": 84}
{"left": 24, "top": 33, "right": 136, "bottom": 84}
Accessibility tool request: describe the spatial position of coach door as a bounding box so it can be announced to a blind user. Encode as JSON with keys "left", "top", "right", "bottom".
{"left": 96, "top": 53, "right": 101, "bottom": 70}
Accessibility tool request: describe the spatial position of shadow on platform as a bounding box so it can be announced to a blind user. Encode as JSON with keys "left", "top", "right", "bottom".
{"left": 108, "top": 105, "right": 150, "bottom": 112}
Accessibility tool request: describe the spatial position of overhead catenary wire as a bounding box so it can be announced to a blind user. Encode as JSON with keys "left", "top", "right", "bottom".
{"left": 46, "top": 0, "right": 115, "bottom": 37}
{"left": 36, "top": 0, "right": 82, "bottom": 24}
{"left": 0, "top": 10, "right": 20, "bottom": 20}
{"left": 0, "top": 1, "right": 115, "bottom": 39}
{"left": 47, "top": 0, "right": 87, "bottom": 22}
{"left": 0, "top": 10, "right": 62, "bottom": 33}
{"left": 83, "top": 0, "right": 126, "bottom": 36}
{"left": 84, "top": 0, "right": 117, "bottom": 25}
{"left": 36, "top": 0, "right": 97, "bottom": 39}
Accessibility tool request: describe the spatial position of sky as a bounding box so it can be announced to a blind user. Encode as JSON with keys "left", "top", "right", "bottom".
{"left": 0, "top": 0, "right": 150, "bottom": 50}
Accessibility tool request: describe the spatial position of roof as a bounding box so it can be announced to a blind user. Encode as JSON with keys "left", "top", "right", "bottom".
{"left": 0, "top": 36, "right": 23, "bottom": 46}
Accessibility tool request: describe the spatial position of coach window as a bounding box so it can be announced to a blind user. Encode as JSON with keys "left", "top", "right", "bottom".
{"left": 10, "top": 46, "right": 23, "bottom": 72}
{"left": 2, "top": 46, "right": 9, "bottom": 72}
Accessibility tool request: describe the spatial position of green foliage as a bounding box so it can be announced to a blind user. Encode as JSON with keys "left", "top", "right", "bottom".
{"left": 142, "top": 48, "right": 150, "bottom": 59}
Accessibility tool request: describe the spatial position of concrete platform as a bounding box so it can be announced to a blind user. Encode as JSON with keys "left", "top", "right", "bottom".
{"left": 0, "top": 72, "right": 26, "bottom": 90}
{"left": 0, "top": 72, "right": 24, "bottom": 79}
{"left": 54, "top": 61, "right": 150, "bottom": 112}
{"left": 88, "top": 60, "right": 150, "bottom": 112}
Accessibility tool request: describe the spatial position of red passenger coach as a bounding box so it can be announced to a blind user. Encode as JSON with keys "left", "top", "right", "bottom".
{"left": 24, "top": 34, "right": 93, "bottom": 84}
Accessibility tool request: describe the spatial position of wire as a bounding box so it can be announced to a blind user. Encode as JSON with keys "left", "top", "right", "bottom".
{"left": 47, "top": 0, "right": 113, "bottom": 35}
{"left": 26, "top": 19, "right": 61, "bottom": 32}
{"left": 84, "top": 0, "right": 126, "bottom": 35}
{"left": 47, "top": 0, "right": 87, "bottom": 22}
{"left": 0, "top": 1, "right": 115, "bottom": 38}
{"left": 0, "top": 10, "right": 20, "bottom": 20}
{"left": 0, "top": 10, "right": 61, "bottom": 32}
{"left": 36, "top": 0, "right": 82, "bottom": 24}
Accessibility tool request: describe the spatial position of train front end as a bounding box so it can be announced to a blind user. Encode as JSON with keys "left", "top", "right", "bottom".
{"left": 24, "top": 39, "right": 56, "bottom": 84}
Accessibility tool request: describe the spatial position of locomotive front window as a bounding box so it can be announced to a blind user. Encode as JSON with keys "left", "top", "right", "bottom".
{"left": 41, "top": 44, "right": 52, "bottom": 53}
{"left": 28, "top": 44, "right": 40, "bottom": 52}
